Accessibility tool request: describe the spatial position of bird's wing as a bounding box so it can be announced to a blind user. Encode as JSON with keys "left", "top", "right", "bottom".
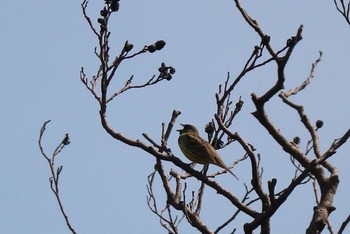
{"left": 184, "top": 133, "right": 218, "bottom": 164}
{"left": 191, "top": 135, "right": 238, "bottom": 180}
{"left": 183, "top": 133, "right": 239, "bottom": 180}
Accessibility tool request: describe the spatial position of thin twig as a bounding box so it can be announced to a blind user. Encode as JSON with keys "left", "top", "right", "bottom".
{"left": 338, "top": 214, "right": 350, "bottom": 234}
{"left": 333, "top": 0, "right": 350, "bottom": 26}
{"left": 38, "top": 121, "right": 76, "bottom": 234}
{"left": 283, "top": 51, "right": 323, "bottom": 97}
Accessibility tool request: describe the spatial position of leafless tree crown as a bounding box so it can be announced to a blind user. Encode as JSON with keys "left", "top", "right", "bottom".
{"left": 38, "top": 1, "right": 350, "bottom": 233}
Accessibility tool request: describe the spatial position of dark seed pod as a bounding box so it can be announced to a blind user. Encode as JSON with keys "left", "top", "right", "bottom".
{"left": 165, "top": 74, "right": 172, "bottom": 81}
{"left": 111, "top": 1, "right": 119, "bottom": 12}
{"left": 293, "top": 136, "right": 300, "bottom": 145}
{"left": 205, "top": 123, "right": 215, "bottom": 135}
{"left": 100, "top": 8, "right": 108, "bottom": 16}
{"left": 316, "top": 120, "right": 324, "bottom": 129}
{"left": 148, "top": 44, "right": 156, "bottom": 53}
{"left": 262, "top": 35, "right": 270, "bottom": 45}
{"left": 124, "top": 42, "right": 134, "bottom": 52}
{"left": 155, "top": 40, "right": 166, "bottom": 50}
{"left": 97, "top": 18, "right": 105, "bottom": 25}
{"left": 169, "top": 66, "right": 176, "bottom": 74}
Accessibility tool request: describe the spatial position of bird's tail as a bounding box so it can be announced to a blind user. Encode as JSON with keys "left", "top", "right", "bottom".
{"left": 227, "top": 168, "right": 239, "bottom": 180}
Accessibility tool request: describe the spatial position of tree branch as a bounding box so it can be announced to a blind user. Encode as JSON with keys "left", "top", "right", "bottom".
{"left": 38, "top": 121, "right": 76, "bottom": 234}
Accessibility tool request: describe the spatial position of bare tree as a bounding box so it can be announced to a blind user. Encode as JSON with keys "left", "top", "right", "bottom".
{"left": 39, "top": 1, "right": 350, "bottom": 233}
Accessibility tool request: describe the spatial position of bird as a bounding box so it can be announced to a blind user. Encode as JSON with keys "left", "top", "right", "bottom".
{"left": 177, "top": 124, "right": 238, "bottom": 180}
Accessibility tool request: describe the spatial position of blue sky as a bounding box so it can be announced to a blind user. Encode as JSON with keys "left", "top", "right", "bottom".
{"left": 1, "top": 0, "right": 350, "bottom": 233}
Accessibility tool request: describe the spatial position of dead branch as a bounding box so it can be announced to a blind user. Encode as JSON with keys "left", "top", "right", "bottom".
{"left": 38, "top": 121, "right": 76, "bottom": 234}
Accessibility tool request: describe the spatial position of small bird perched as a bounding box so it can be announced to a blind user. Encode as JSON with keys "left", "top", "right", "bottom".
{"left": 177, "top": 124, "right": 238, "bottom": 180}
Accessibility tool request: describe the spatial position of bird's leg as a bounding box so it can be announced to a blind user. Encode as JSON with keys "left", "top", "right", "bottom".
{"left": 201, "top": 164, "right": 209, "bottom": 176}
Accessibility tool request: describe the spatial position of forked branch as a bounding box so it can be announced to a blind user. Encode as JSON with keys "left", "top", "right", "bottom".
{"left": 38, "top": 121, "right": 76, "bottom": 234}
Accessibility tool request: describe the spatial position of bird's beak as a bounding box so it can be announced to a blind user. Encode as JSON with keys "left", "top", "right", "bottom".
{"left": 176, "top": 123, "right": 184, "bottom": 132}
